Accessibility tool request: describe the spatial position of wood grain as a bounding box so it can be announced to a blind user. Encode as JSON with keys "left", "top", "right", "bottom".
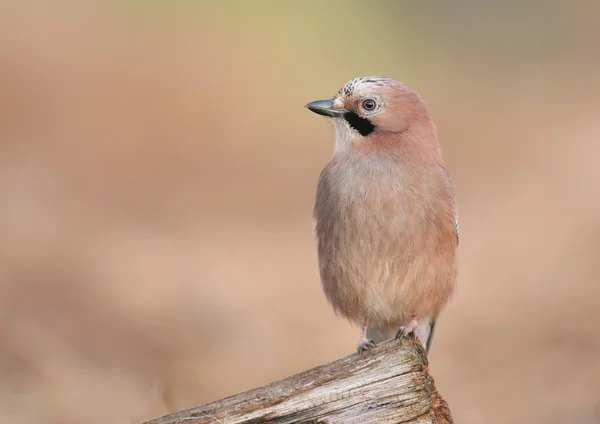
{"left": 145, "top": 337, "right": 452, "bottom": 424}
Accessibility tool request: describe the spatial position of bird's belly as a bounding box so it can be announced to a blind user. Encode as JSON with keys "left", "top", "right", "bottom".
{"left": 316, "top": 198, "right": 456, "bottom": 327}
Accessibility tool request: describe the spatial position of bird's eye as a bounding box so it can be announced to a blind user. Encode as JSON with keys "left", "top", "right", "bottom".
{"left": 362, "top": 99, "right": 376, "bottom": 111}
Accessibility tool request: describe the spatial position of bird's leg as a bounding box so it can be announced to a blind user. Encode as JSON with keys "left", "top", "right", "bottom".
{"left": 356, "top": 319, "right": 376, "bottom": 353}
{"left": 395, "top": 315, "right": 419, "bottom": 340}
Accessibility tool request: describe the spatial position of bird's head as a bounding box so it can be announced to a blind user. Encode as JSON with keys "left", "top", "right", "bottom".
{"left": 306, "top": 77, "right": 435, "bottom": 151}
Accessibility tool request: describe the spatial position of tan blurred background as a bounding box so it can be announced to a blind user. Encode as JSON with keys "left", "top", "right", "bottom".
{"left": 1, "top": 1, "right": 600, "bottom": 423}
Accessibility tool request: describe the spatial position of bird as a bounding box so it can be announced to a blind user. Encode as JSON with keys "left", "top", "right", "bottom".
{"left": 306, "top": 77, "right": 458, "bottom": 354}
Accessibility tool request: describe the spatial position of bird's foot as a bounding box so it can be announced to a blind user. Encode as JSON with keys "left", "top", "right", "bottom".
{"left": 356, "top": 336, "right": 376, "bottom": 353}
{"left": 395, "top": 317, "right": 419, "bottom": 340}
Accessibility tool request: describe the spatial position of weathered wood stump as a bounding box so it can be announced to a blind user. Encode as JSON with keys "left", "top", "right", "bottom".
{"left": 145, "top": 337, "right": 452, "bottom": 424}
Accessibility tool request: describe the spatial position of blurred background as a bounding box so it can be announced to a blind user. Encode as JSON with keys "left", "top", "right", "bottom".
{"left": 1, "top": 1, "right": 599, "bottom": 423}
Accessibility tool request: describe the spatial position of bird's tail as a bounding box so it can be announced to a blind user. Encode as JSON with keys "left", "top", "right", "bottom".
{"left": 425, "top": 320, "right": 436, "bottom": 355}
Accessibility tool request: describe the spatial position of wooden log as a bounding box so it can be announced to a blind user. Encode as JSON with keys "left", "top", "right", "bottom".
{"left": 145, "top": 337, "right": 453, "bottom": 424}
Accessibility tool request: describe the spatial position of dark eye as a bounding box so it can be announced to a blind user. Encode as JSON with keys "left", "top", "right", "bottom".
{"left": 362, "top": 99, "right": 376, "bottom": 111}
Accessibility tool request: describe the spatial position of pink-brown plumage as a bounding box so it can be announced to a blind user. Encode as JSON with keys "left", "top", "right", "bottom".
{"left": 307, "top": 77, "right": 458, "bottom": 353}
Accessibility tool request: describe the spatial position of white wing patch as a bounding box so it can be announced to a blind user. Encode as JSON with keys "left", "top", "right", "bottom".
{"left": 456, "top": 217, "right": 460, "bottom": 244}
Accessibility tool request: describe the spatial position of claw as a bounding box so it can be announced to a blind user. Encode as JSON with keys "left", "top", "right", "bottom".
{"left": 395, "top": 327, "right": 407, "bottom": 340}
{"left": 395, "top": 317, "right": 419, "bottom": 341}
{"left": 356, "top": 319, "right": 376, "bottom": 353}
{"left": 356, "top": 339, "right": 376, "bottom": 353}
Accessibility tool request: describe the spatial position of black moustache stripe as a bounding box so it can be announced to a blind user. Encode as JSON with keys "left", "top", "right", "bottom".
{"left": 343, "top": 112, "right": 375, "bottom": 136}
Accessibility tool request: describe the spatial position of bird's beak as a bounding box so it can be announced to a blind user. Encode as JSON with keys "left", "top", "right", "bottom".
{"left": 305, "top": 98, "right": 348, "bottom": 117}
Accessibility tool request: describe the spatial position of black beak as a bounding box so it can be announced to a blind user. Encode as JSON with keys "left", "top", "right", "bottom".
{"left": 305, "top": 98, "right": 348, "bottom": 117}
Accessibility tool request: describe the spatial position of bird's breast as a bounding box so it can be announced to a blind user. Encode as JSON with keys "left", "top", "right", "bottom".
{"left": 315, "top": 155, "right": 418, "bottom": 239}
{"left": 313, "top": 153, "right": 457, "bottom": 323}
